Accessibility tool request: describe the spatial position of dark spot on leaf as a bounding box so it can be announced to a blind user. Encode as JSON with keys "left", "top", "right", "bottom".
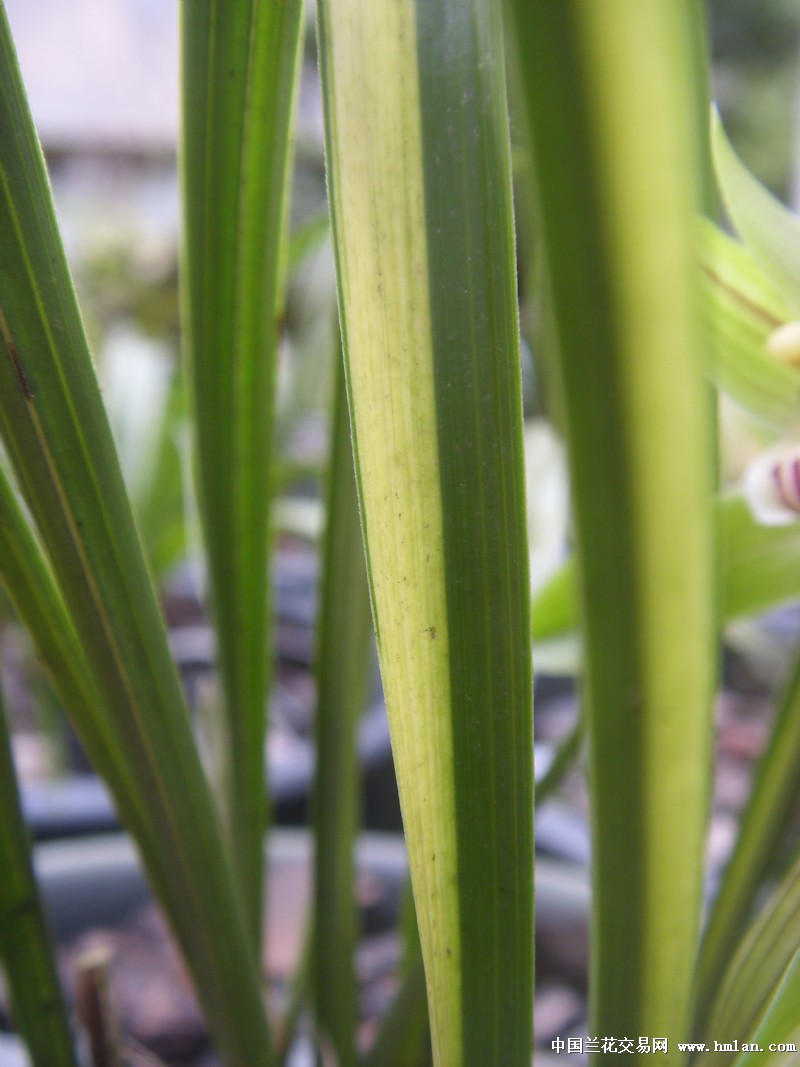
{"left": 5, "top": 338, "right": 33, "bottom": 400}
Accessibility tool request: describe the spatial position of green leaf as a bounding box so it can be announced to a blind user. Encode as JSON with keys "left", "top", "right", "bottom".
{"left": 0, "top": 687, "right": 78, "bottom": 1067}
{"left": 730, "top": 951, "right": 800, "bottom": 1067}
{"left": 116, "top": 360, "right": 188, "bottom": 581}
{"left": 534, "top": 713, "right": 584, "bottom": 808}
{"left": 717, "top": 492, "right": 800, "bottom": 618}
{"left": 510, "top": 0, "right": 714, "bottom": 1051}
{"left": 531, "top": 559, "right": 579, "bottom": 645}
{"left": 686, "top": 0, "right": 717, "bottom": 218}
{"left": 695, "top": 644, "right": 800, "bottom": 1032}
{"left": 288, "top": 211, "right": 330, "bottom": 273}
{"left": 180, "top": 0, "right": 304, "bottom": 938}
{"left": 312, "top": 351, "right": 373, "bottom": 1067}
{"left": 533, "top": 491, "right": 800, "bottom": 644}
{"left": 365, "top": 881, "right": 431, "bottom": 1067}
{"left": 362, "top": 959, "right": 431, "bottom": 1067}
{"left": 0, "top": 460, "right": 194, "bottom": 937}
{"left": 700, "top": 855, "right": 800, "bottom": 1066}
{"left": 317, "top": 1, "right": 534, "bottom": 1062}
{"left": 698, "top": 219, "right": 800, "bottom": 432}
{"left": 0, "top": 463, "right": 155, "bottom": 842}
{"left": 0, "top": 12, "right": 273, "bottom": 1065}
{"left": 712, "top": 110, "right": 800, "bottom": 318}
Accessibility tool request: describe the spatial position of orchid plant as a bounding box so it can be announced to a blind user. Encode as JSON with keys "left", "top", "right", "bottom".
{"left": 2, "top": 2, "right": 800, "bottom": 1067}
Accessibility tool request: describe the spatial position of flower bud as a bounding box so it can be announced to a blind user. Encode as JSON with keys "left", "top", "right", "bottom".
{"left": 766, "top": 321, "right": 800, "bottom": 367}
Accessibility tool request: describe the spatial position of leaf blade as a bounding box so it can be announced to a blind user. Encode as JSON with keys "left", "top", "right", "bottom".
{"left": 0, "top": 687, "right": 78, "bottom": 1067}
{"left": 0, "top": 12, "right": 273, "bottom": 1064}
{"left": 317, "top": 1, "right": 534, "bottom": 1061}
{"left": 699, "top": 856, "right": 800, "bottom": 1065}
{"left": 312, "top": 352, "right": 373, "bottom": 1067}
{"left": 509, "top": 0, "right": 714, "bottom": 1049}
{"left": 180, "top": 0, "right": 304, "bottom": 939}
{"left": 712, "top": 110, "right": 800, "bottom": 317}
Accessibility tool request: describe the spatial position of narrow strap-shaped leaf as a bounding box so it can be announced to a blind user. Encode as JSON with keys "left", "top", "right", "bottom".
{"left": 362, "top": 958, "right": 431, "bottom": 1067}
{"left": 695, "top": 648, "right": 800, "bottom": 1031}
{"left": 686, "top": 0, "right": 717, "bottom": 219}
{"left": 0, "top": 687, "right": 78, "bottom": 1067}
{"left": 288, "top": 211, "right": 330, "bottom": 274}
{"left": 0, "top": 463, "right": 158, "bottom": 845}
{"left": 733, "top": 1036, "right": 800, "bottom": 1067}
{"left": 509, "top": 0, "right": 714, "bottom": 1050}
{"left": 730, "top": 951, "right": 800, "bottom": 1067}
{"left": 712, "top": 111, "right": 800, "bottom": 318}
{"left": 699, "top": 219, "right": 800, "bottom": 432}
{"left": 129, "top": 377, "right": 188, "bottom": 582}
{"left": 733, "top": 1030, "right": 800, "bottom": 1067}
{"left": 0, "top": 12, "right": 273, "bottom": 1065}
{"left": 312, "top": 352, "right": 372, "bottom": 1067}
{"left": 274, "top": 927, "right": 311, "bottom": 1067}
{"left": 0, "top": 463, "right": 187, "bottom": 927}
{"left": 699, "top": 855, "right": 800, "bottom": 1064}
{"left": 365, "top": 879, "right": 432, "bottom": 1067}
{"left": 317, "top": 1, "right": 534, "bottom": 1063}
{"left": 180, "top": 0, "right": 304, "bottom": 939}
{"left": 534, "top": 714, "right": 584, "bottom": 808}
